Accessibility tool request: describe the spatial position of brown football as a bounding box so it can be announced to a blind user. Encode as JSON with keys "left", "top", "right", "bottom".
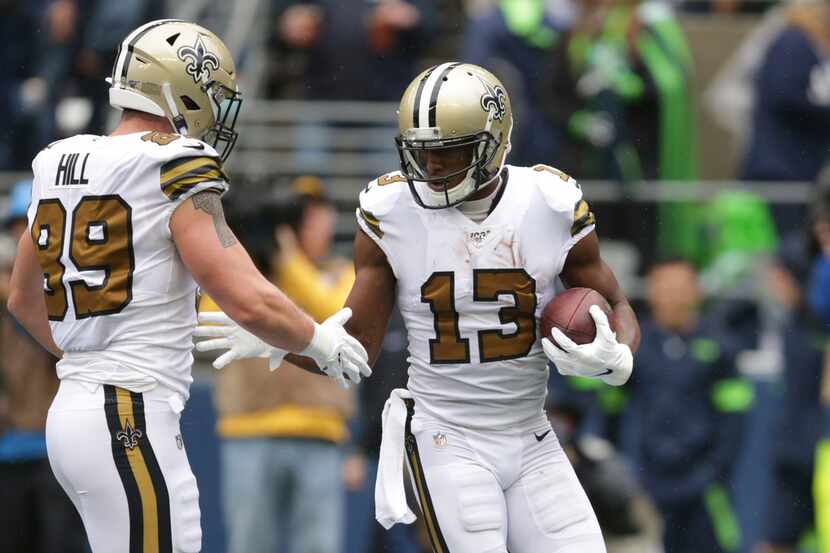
{"left": 540, "top": 287, "right": 613, "bottom": 345}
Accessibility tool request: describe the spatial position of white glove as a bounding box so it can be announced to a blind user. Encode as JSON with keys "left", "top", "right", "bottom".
{"left": 194, "top": 312, "right": 287, "bottom": 371}
{"left": 542, "top": 305, "right": 633, "bottom": 386}
{"left": 300, "top": 307, "right": 372, "bottom": 389}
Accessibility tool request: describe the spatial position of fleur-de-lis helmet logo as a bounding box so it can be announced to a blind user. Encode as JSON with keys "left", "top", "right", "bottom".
{"left": 177, "top": 35, "right": 220, "bottom": 85}
{"left": 478, "top": 77, "right": 507, "bottom": 122}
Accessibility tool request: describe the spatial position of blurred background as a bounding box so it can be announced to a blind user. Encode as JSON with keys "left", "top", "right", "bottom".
{"left": 0, "top": 0, "right": 829, "bottom": 552}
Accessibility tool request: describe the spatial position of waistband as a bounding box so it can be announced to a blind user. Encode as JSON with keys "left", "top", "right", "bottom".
{"left": 409, "top": 395, "right": 550, "bottom": 434}
{"left": 51, "top": 378, "right": 186, "bottom": 414}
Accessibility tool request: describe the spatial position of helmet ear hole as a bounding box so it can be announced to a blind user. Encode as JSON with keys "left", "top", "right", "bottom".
{"left": 180, "top": 95, "right": 200, "bottom": 110}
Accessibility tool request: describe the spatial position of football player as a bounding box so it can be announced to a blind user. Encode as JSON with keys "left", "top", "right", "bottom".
{"left": 199, "top": 63, "right": 640, "bottom": 552}
{"left": 7, "top": 20, "right": 370, "bottom": 553}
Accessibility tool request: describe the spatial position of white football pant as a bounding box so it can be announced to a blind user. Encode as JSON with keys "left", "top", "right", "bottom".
{"left": 403, "top": 399, "right": 606, "bottom": 553}
{"left": 46, "top": 379, "right": 201, "bottom": 553}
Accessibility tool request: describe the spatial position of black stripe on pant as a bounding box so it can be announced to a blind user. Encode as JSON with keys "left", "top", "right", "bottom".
{"left": 404, "top": 398, "right": 450, "bottom": 553}
{"left": 103, "top": 385, "right": 172, "bottom": 553}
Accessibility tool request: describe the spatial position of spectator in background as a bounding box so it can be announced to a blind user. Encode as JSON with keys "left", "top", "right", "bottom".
{"left": 266, "top": 0, "right": 438, "bottom": 175}
{"left": 0, "top": 0, "right": 46, "bottom": 169}
{"left": 752, "top": 226, "right": 823, "bottom": 553}
{"left": 542, "top": 0, "right": 699, "bottom": 265}
{"left": 202, "top": 176, "right": 356, "bottom": 553}
{"left": 26, "top": 0, "right": 83, "bottom": 149}
{"left": 270, "top": 0, "right": 438, "bottom": 100}
{"left": 680, "top": 0, "right": 771, "bottom": 15}
{"left": 740, "top": 0, "right": 830, "bottom": 236}
{"left": 0, "top": 180, "right": 86, "bottom": 553}
{"left": 461, "top": 0, "right": 566, "bottom": 166}
{"left": 805, "top": 172, "right": 830, "bottom": 553}
{"left": 0, "top": 0, "right": 166, "bottom": 168}
{"left": 546, "top": 397, "right": 663, "bottom": 553}
{"left": 73, "top": 0, "right": 165, "bottom": 134}
{"left": 625, "top": 258, "right": 753, "bottom": 553}
{"left": 543, "top": 0, "right": 695, "bottom": 182}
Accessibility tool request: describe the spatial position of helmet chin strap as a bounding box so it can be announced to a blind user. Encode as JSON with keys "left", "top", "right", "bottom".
{"left": 421, "top": 140, "right": 496, "bottom": 208}
{"left": 421, "top": 166, "right": 477, "bottom": 208}
{"left": 162, "top": 82, "right": 189, "bottom": 135}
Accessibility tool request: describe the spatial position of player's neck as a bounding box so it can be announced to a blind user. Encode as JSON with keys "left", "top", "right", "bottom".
{"left": 465, "top": 174, "right": 502, "bottom": 202}
{"left": 456, "top": 175, "right": 503, "bottom": 223}
{"left": 110, "top": 111, "right": 175, "bottom": 137}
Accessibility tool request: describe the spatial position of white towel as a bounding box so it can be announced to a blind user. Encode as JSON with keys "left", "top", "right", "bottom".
{"left": 374, "top": 388, "right": 417, "bottom": 529}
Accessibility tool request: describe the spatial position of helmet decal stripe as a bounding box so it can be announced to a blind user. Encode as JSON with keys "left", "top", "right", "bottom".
{"left": 427, "top": 62, "right": 460, "bottom": 128}
{"left": 113, "top": 23, "right": 152, "bottom": 83}
{"left": 115, "top": 19, "right": 183, "bottom": 85}
{"left": 411, "top": 68, "right": 433, "bottom": 128}
{"left": 417, "top": 62, "right": 456, "bottom": 128}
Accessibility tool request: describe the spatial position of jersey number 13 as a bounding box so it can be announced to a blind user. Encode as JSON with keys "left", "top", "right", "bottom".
{"left": 421, "top": 269, "right": 537, "bottom": 364}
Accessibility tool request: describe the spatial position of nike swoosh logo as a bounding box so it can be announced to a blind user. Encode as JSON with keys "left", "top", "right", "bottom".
{"left": 184, "top": 143, "right": 205, "bottom": 150}
{"left": 592, "top": 368, "right": 613, "bottom": 377}
{"left": 534, "top": 430, "right": 551, "bottom": 442}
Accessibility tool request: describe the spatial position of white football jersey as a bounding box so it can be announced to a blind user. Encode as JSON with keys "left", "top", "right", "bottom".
{"left": 27, "top": 131, "right": 228, "bottom": 399}
{"left": 356, "top": 165, "right": 595, "bottom": 429}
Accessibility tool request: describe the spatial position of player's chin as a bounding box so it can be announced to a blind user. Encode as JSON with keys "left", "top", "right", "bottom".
{"left": 427, "top": 177, "right": 464, "bottom": 192}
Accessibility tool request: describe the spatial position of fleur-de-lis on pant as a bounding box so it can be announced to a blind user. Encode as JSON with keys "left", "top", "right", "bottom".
{"left": 116, "top": 421, "right": 143, "bottom": 450}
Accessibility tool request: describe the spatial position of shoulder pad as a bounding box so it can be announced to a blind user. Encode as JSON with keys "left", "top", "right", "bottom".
{"left": 31, "top": 148, "right": 46, "bottom": 174}
{"left": 359, "top": 171, "right": 407, "bottom": 218}
{"left": 356, "top": 172, "right": 407, "bottom": 239}
{"left": 531, "top": 164, "right": 594, "bottom": 237}
{"left": 43, "top": 137, "right": 68, "bottom": 150}
{"left": 156, "top": 136, "right": 227, "bottom": 201}
{"left": 39, "top": 134, "right": 94, "bottom": 154}
{"left": 141, "top": 132, "right": 221, "bottom": 161}
{"left": 531, "top": 164, "right": 583, "bottom": 213}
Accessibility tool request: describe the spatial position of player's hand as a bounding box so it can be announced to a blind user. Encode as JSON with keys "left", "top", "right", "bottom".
{"left": 542, "top": 305, "right": 632, "bottom": 386}
{"left": 194, "top": 312, "right": 287, "bottom": 370}
{"left": 300, "top": 308, "right": 372, "bottom": 389}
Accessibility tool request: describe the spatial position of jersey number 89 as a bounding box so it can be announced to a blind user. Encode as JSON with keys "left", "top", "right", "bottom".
{"left": 31, "top": 195, "right": 134, "bottom": 321}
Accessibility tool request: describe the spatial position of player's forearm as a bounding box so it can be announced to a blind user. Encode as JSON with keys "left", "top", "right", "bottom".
{"left": 611, "top": 299, "right": 640, "bottom": 353}
{"left": 345, "top": 318, "right": 387, "bottom": 366}
{"left": 223, "top": 279, "right": 316, "bottom": 354}
{"left": 6, "top": 300, "right": 62, "bottom": 358}
{"left": 344, "top": 284, "right": 393, "bottom": 366}
{"left": 8, "top": 235, "right": 63, "bottom": 358}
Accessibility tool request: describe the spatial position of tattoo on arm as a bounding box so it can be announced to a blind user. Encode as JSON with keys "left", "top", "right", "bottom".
{"left": 191, "top": 191, "right": 238, "bottom": 248}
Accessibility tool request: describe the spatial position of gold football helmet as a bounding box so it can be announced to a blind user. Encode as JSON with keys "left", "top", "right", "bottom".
{"left": 107, "top": 20, "right": 242, "bottom": 160}
{"left": 396, "top": 63, "right": 513, "bottom": 209}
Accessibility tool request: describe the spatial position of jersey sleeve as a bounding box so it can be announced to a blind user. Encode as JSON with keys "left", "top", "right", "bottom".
{"left": 147, "top": 134, "right": 230, "bottom": 237}
{"left": 157, "top": 139, "right": 229, "bottom": 202}
{"left": 355, "top": 172, "right": 406, "bottom": 275}
{"left": 532, "top": 164, "right": 596, "bottom": 270}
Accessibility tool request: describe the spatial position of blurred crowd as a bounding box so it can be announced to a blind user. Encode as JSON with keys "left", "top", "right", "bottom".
{"left": 3, "top": 0, "right": 830, "bottom": 553}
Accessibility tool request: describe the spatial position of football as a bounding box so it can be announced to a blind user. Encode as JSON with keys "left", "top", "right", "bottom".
{"left": 540, "top": 287, "right": 613, "bottom": 345}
